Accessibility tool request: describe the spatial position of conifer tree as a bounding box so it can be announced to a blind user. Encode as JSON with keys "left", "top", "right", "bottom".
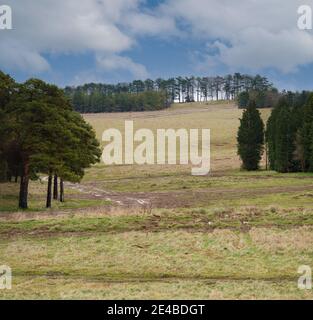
{"left": 299, "top": 93, "right": 313, "bottom": 171}
{"left": 266, "top": 102, "right": 285, "bottom": 171}
{"left": 237, "top": 101, "right": 265, "bottom": 170}
{"left": 0, "top": 72, "right": 16, "bottom": 181}
{"left": 274, "top": 106, "right": 296, "bottom": 173}
{"left": 3, "top": 77, "right": 101, "bottom": 209}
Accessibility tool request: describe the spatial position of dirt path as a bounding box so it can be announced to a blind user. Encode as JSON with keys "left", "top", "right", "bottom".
{"left": 68, "top": 181, "right": 313, "bottom": 209}
{"left": 66, "top": 181, "right": 151, "bottom": 207}
{"left": 10, "top": 272, "right": 298, "bottom": 284}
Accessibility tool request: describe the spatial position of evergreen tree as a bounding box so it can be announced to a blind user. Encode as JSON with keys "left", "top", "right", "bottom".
{"left": 237, "top": 101, "right": 265, "bottom": 170}
{"left": 237, "top": 91, "right": 250, "bottom": 109}
{"left": 0, "top": 71, "right": 16, "bottom": 181}
{"left": 266, "top": 105, "right": 281, "bottom": 170}
{"left": 299, "top": 93, "right": 313, "bottom": 171}
{"left": 64, "top": 74, "right": 273, "bottom": 113}
{"left": 274, "top": 106, "right": 296, "bottom": 173}
{"left": 3, "top": 77, "right": 101, "bottom": 209}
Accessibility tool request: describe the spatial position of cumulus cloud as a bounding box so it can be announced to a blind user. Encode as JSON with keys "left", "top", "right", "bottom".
{"left": 0, "top": 0, "right": 171, "bottom": 77}
{"left": 212, "top": 28, "right": 313, "bottom": 73}
{"left": 0, "top": 40, "right": 50, "bottom": 72}
{"left": 162, "top": 0, "right": 313, "bottom": 73}
{"left": 1, "top": 0, "right": 313, "bottom": 78}
{"left": 96, "top": 54, "right": 148, "bottom": 79}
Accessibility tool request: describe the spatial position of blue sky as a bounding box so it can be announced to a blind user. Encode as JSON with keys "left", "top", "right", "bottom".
{"left": 1, "top": 0, "right": 313, "bottom": 90}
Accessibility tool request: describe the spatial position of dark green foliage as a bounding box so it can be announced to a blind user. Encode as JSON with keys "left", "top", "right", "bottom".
{"left": 237, "top": 91, "right": 250, "bottom": 109}
{"left": 237, "top": 101, "right": 265, "bottom": 170}
{"left": 68, "top": 89, "right": 169, "bottom": 113}
{"left": 274, "top": 106, "right": 296, "bottom": 173}
{"left": 237, "top": 89, "right": 280, "bottom": 109}
{"left": 297, "top": 96, "right": 313, "bottom": 171}
{"left": 65, "top": 74, "right": 273, "bottom": 113}
{"left": 266, "top": 105, "right": 280, "bottom": 170}
{"left": 266, "top": 99, "right": 297, "bottom": 173}
{"left": 0, "top": 71, "right": 17, "bottom": 182}
{"left": 0, "top": 72, "right": 101, "bottom": 209}
{"left": 266, "top": 92, "right": 313, "bottom": 174}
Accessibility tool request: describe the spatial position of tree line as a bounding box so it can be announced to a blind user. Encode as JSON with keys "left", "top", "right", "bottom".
{"left": 0, "top": 71, "right": 101, "bottom": 209}
{"left": 65, "top": 73, "right": 273, "bottom": 113}
{"left": 237, "top": 90, "right": 313, "bottom": 173}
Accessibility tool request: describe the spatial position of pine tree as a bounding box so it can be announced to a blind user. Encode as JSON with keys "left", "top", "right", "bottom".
{"left": 237, "top": 101, "right": 265, "bottom": 170}
{"left": 274, "top": 106, "right": 295, "bottom": 173}
{"left": 266, "top": 103, "right": 283, "bottom": 171}
{"left": 0, "top": 71, "right": 16, "bottom": 182}
{"left": 299, "top": 93, "right": 313, "bottom": 171}
{"left": 4, "top": 77, "right": 101, "bottom": 209}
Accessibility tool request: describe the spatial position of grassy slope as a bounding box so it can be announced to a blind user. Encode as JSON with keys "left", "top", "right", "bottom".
{"left": 1, "top": 101, "right": 313, "bottom": 299}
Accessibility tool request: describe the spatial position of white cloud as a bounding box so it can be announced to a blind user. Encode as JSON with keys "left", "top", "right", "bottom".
{"left": 0, "top": 40, "right": 50, "bottom": 72}
{"left": 212, "top": 28, "right": 313, "bottom": 73}
{"left": 0, "top": 0, "right": 169, "bottom": 77}
{"left": 96, "top": 54, "right": 148, "bottom": 79}
{"left": 123, "top": 8, "right": 178, "bottom": 36}
{"left": 162, "top": 0, "right": 313, "bottom": 73}
{"left": 2, "top": 0, "right": 313, "bottom": 77}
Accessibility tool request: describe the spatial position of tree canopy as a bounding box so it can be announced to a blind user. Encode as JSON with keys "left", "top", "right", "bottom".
{"left": 237, "top": 101, "right": 265, "bottom": 171}
{"left": 0, "top": 71, "right": 101, "bottom": 209}
{"left": 266, "top": 91, "right": 313, "bottom": 173}
{"left": 65, "top": 74, "right": 273, "bottom": 113}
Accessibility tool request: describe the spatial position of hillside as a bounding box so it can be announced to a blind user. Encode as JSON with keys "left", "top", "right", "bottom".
{"left": 1, "top": 102, "right": 313, "bottom": 299}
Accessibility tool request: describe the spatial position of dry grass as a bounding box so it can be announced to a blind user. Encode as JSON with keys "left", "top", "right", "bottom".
{"left": 1, "top": 102, "right": 312, "bottom": 300}
{"left": 250, "top": 227, "right": 313, "bottom": 252}
{"left": 1, "top": 228, "right": 313, "bottom": 299}
{"left": 84, "top": 101, "right": 271, "bottom": 172}
{"left": 2, "top": 277, "right": 313, "bottom": 300}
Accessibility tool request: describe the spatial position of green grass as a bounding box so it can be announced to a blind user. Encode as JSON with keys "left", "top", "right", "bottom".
{"left": 83, "top": 167, "right": 313, "bottom": 192}
{"left": 1, "top": 227, "right": 313, "bottom": 299}
{"left": 1, "top": 205, "right": 313, "bottom": 237}
{"left": 0, "top": 181, "right": 111, "bottom": 213}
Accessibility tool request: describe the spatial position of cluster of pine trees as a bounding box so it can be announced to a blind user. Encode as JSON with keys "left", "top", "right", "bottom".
{"left": 237, "top": 91, "right": 313, "bottom": 173}
{"left": 237, "top": 88, "right": 280, "bottom": 109}
{"left": 266, "top": 91, "right": 313, "bottom": 173}
{"left": 69, "top": 90, "right": 169, "bottom": 113}
{"left": 0, "top": 71, "right": 101, "bottom": 209}
{"left": 65, "top": 73, "right": 273, "bottom": 113}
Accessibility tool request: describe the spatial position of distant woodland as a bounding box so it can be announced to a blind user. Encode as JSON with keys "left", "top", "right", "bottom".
{"left": 64, "top": 73, "right": 275, "bottom": 113}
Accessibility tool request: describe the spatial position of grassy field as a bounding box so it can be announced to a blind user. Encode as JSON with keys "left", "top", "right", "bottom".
{"left": 1, "top": 101, "right": 313, "bottom": 299}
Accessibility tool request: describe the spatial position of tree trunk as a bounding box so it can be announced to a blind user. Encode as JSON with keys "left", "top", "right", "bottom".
{"left": 46, "top": 173, "right": 52, "bottom": 208}
{"left": 265, "top": 142, "right": 268, "bottom": 171}
{"left": 19, "top": 161, "right": 29, "bottom": 209}
{"left": 53, "top": 175, "right": 58, "bottom": 200}
{"left": 60, "top": 178, "right": 64, "bottom": 202}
